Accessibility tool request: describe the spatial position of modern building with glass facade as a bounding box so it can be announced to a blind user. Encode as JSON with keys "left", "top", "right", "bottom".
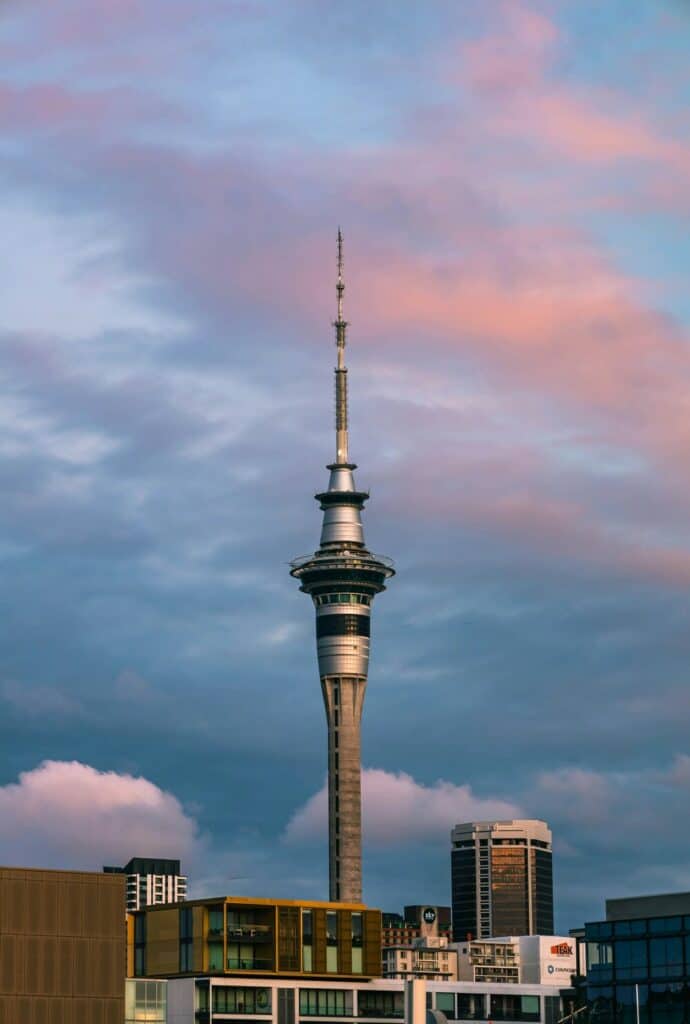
{"left": 586, "top": 892, "right": 690, "bottom": 1024}
{"left": 451, "top": 821, "right": 554, "bottom": 940}
{"left": 127, "top": 896, "right": 382, "bottom": 980}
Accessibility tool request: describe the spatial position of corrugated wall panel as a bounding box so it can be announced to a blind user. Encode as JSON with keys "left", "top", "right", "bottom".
{"left": 337, "top": 911, "right": 352, "bottom": 975}
{"left": 363, "top": 909, "right": 382, "bottom": 977}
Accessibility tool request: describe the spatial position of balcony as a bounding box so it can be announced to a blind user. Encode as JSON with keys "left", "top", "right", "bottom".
{"left": 226, "top": 957, "right": 274, "bottom": 971}
{"left": 227, "top": 924, "right": 272, "bottom": 941}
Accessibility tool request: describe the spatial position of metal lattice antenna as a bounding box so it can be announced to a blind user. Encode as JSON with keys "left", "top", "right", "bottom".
{"left": 334, "top": 228, "right": 348, "bottom": 463}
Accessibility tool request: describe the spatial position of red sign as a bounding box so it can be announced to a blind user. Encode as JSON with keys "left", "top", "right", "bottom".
{"left": 550, "top": 943, "right": 573, "bottom": 956}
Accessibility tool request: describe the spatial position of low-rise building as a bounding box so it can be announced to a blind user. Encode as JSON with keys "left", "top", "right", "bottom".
{"left": 161, "top": 974, "right": 567, "bottom": 1024}
{"left": 128, "top": 895, "right": 382, "bottom": 980}
{"left": 585, "top": 891, "right": 690, "bottom": 1024}
{"left": 383, "top": 936, "right": 458, "bottom": 981}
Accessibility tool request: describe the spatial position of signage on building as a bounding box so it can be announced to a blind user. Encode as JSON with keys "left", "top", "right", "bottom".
{"left": 423, "top": 908, "right": 437, "bottom": 925}
{"left": 550, "top": 943, "right": 573, "bottom": 957}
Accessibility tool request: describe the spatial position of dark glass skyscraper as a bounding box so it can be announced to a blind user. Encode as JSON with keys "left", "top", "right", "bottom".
{"left": 291, "top": 232, "right": 394, "bottom": 903}
{"left": 451, "top": 820, "right": 554, "bottom": 939}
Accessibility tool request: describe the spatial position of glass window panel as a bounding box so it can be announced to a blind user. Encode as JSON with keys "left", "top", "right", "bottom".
{"left": 650, "top": 919, "right": 682, "bottom": 935}
{"left": 437, "top": 993, "right": 455, "bottom": 1014}
{"left": 352, "top": 947, "right": 362, "bottom": 973}
{"left": 457, "top": 994, "right": 486, "bottom": 1020}
{"left": 588, "top": 986, "right": 614, "bottom": 1024}
{"left": 327, "top": 945, "right": 338, "bottom": 972}
{"left": 650, "top": 983, "right": 685, "bottom": 1024}
{"left": 650, "top": 938, "right": 683, "bottom": 978}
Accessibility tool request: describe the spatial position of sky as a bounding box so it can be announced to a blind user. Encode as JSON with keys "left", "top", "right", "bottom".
{"left": 1, "top": 0, "right": 690, "bottom": 933}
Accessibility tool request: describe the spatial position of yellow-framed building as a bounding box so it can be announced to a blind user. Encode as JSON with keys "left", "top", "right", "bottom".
{"left": 127, "top": 896, "right": 382, "bottom": 981}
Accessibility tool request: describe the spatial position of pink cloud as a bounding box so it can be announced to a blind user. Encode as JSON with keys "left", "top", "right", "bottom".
{"left": 0, "top": 760, "right": 203, "bottom": 870}
{"left": 284, "top": 768, "right": 520, "bottom": 847}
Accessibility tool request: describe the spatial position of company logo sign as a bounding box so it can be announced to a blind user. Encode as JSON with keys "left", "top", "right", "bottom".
{"left": 423, "top": 908, "right": 437, "bottom": 924}
{"left": 550, "top": 943, "right": 573, "bottom": 956}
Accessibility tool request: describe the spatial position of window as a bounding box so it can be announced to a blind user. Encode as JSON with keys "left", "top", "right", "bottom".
{"left": 615, "top": 985, "right": 649, "bottom": 1024}
{"left": 302, "top": 910, "right": 313, "bottom": 973}
{"left": 299, "top": 990, "right": 353, "bottom": 1016}
{"left": 650, "top": 937, "right": 683, "bottom": 978}
{"left": 650, "top": 918, "right": 682, "bottom": 935}
{"left": 352, "top": 913, "right": 363, "bottom": 974}
{"left": 212, "top": 987, "right": 271, "bottom": 1014}
{"left": 180, "top": 907, "right": 193, "bottom": 972}
{"left": 208, "top": 942, "right": 223, "bottom": 970}
{"left": 358, "top": 991, "right": 404, "bottom": 1018}
{"left": 615, "top": 939, "right": 647, "bottom": 980}
{"left": 587, "top": 941, "right": 614, "bottom": 982}
{"left": 134, "top": 914, "right": 146, "bottom": 977}
{"left": 436, "top": 993, "right": 455, "bottom": 1017}
{"left": 489, "top": 995, "right": 540, "bottom": 1022}
{"left": 614, "top": 920, "right": 646, "bottom": 937}
{"left": 649, "top": 984, "right": 685, "bottom": 1024}
{"left": 208, "top": 906, "right": 223, "bottom": 935}
{"left": 327, "top": 912, "right": 338, "bottom": 973}
{"left": 125, "top": 980, "right": 167, "bottom": 1024}
{"left": 457, "top": 994, "right": 486, "bottom": 1020}
{"left": 588, "top": 986, "right": 613, "bottom": 1024}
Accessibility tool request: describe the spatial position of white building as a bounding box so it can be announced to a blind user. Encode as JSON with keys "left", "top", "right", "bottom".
{"left": 103, "top": 856, "right": 187, "bottom": 913}
{"left": 162, "top": 974, "right": 567, "bottom": 1024}
{"left": 383, "top": 936, "right": 458, "bottom": 981}
{"left": 455, "top": 935, "right": 576, "bottom": 987}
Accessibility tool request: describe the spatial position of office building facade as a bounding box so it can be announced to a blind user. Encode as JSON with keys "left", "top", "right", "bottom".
{"left": 290, "top": 233, "right": 394, "bottom": 902}
{"left": 161, "top": 973, "right": 566, "bottom": 1024}
{"left": 128, "top": 895, "right": 382, "bottom": 980}
{"left": 0, "top": 865, "right": 125, "bottom": 1024}
{"left": 451, "top": 821, "right": 553, "bottom": 940}
{"left": 586, "top": 892, "right": 690, "bottom": 1024}
{"left": 104, "top": 856, "right": 187, "bottom": 913}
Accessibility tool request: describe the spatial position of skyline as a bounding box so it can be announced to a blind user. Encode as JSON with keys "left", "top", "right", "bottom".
{"left": 1, "top": 0, "right": 690, "bottom": 932}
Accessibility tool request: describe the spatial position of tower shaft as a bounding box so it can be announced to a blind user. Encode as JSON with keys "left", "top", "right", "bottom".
{"left": 291, "top": 231, "right": 394, "bottom": 903}
{"left": 323, "top": 676, "right": 365, "bottom": 901}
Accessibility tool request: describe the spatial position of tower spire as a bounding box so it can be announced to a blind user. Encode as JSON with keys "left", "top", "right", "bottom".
{"left": 334, "top": 228, "right": 349, "bottom": 464}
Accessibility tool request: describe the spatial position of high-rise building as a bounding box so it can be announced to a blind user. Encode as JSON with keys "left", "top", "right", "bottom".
{"left": 103, "top": 856, "right": 187, "bottom": 913}
{"left": 290, "top": 232, "right": 394, "bottom": 903}
{"left": 451, "top": 820, "right": 553, "bottom": 940}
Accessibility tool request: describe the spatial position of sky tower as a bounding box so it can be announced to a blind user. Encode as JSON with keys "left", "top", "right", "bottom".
{"left": 290, "top": 231, "right": 394, "bottom": 903}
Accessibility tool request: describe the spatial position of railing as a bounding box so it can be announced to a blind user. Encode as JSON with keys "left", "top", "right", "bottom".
{"left": 227, "top": 925, "right": 272, "bottom": 938}
{"left": 226, "top": 957, "right": 274, "bottom": 970}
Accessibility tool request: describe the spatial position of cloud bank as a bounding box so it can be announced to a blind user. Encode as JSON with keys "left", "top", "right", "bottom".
{"left": 0, "top": 760, "right": 203, "bottom": 870}
{"left": 285, "top": 768, "right": 520, "bottom": 847}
